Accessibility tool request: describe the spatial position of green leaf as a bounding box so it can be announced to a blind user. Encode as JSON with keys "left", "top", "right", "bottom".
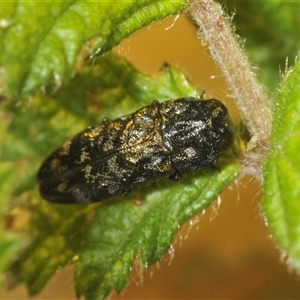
{"left": 7, "top": 202, "right": 92, "bottom": 294}
{"left": 0, "top": 231, "right": 21, "bottom": 291}
{"left": 0, "top": 163, "right": 23, "bottom": 291}
{"left": 263, "top": 58, "right": 300, "bottom": 269}
{"left": 226, "top": 1, "right": 300, "bottom": 87}
{"left": 74, "top": 163, "right": 239, "bottom": 300}
{"left": 0, "top": 0, "right": 188, "bottom": 98}
{"left": 5, "top": 53, "right": 238, "bottom": 299}
{"left": 8, "top": 166, "right": 239, "bottom": 300}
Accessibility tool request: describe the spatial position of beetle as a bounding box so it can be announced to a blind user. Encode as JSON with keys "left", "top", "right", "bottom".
{"left": 37, "top": 97, "right": 233, "bottom": 204}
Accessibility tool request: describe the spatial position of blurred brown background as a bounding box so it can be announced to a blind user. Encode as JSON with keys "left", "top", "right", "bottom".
{"left": 2, "top": 15, "right": 300, "bottom": 299}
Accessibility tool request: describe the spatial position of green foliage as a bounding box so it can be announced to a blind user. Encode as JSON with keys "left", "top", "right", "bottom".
{"left": 0, "top": 0, "right": 188, "bottom": 98}
{"left": 2, "top": 51, "right": 238, "bottom": 299}
{"left": 263, "top": 59, "right": 300, "bottom": 270}
{"left": 221, "top": 1, "right": 300, "bottom": 273}
{"left": 8, "top": 163, "right": 238, "bottom": 300}
{"left": 226, "top": 1, "right": 300, "bottom": 87}
{"left": 74, "top": 164, "right": 238, "bottom": 299}
{"left": 1, "top": 0, "right": 300, "bottom": 299}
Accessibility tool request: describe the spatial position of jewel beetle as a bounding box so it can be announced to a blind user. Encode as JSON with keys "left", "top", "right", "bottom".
{"left": 37, "top": 97, "right": 233, "bottom": 204}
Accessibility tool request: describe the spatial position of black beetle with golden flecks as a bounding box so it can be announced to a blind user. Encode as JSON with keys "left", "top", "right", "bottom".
{"left": 37, "top": 97, "right": 233, "bottom": 204}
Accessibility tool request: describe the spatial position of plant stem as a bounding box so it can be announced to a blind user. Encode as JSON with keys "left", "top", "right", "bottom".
{"left": 188, "top": 0, "right": 273, "bottom": 149}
